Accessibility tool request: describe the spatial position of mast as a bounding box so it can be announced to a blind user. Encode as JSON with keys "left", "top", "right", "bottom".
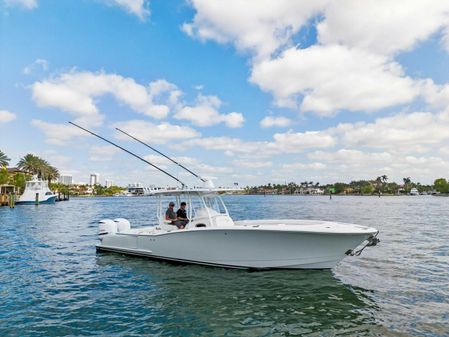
{"left": 115, "top": 127, "right": 207, "bottom": 183}
{"left": 68, "top": 122, "right": 186, "bottom": 188}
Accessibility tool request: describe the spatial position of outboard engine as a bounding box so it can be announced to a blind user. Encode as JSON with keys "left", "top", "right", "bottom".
{"left": 114, "top": 218, "right": 131, "bottom": 233}
{"left": 98, "top": 219, "right": 117, "bottom": 236}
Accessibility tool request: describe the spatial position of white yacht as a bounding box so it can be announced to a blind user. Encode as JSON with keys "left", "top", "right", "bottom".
{"left": 69, "top": 121, "right": 380, "bottom": 270}
{"left": 97, "top": 187, "right": 379, "bottom": 270}
{"left": 16, "top": 176, "right": 57, "bottom": 205}
{"left": 409, "top": 188, "right": 419, "bottom": 195}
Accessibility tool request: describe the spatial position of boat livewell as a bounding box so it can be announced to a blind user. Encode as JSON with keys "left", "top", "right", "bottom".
{"left": 70, "top": 121, "right": 380, "bottom": 270}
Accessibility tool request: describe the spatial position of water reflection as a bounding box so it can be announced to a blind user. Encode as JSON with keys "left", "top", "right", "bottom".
{"left": 95, "top": 253, "right": 378, "bottom": 336}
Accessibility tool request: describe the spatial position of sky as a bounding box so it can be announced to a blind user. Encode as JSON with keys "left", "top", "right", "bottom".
{"left": 1, "top": 0, "right": 449, "bottom": 187}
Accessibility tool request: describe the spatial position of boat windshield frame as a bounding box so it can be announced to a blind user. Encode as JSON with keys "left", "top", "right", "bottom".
{"left": 156, "top": 190, "right": 230, "bottom": 226}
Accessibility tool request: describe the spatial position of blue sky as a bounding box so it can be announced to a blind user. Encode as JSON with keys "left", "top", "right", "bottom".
{"left": 1, "top": 0, "right": 449, "bottom": 187}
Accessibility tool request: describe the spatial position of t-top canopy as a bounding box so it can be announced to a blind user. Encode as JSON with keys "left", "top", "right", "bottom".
{"left": 150, "top": 187, "right": 240, "bottom": 196}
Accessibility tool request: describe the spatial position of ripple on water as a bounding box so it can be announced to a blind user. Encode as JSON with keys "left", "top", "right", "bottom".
{"left": 1, "top": 195, "right": 448, "bottom": 336}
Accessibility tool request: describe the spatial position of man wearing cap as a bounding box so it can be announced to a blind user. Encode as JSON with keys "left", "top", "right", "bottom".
{"left": 165, "top": 202, "right": 177, "bottom": 224}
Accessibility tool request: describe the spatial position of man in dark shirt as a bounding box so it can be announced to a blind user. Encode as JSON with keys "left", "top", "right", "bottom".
{"left": 176, "top": 201, "right": 189, "bottom": 229}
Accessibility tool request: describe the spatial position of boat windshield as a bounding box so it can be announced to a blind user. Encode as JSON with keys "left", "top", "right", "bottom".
{"left": 202, "top": 195, "right": 227, "bottom": 214}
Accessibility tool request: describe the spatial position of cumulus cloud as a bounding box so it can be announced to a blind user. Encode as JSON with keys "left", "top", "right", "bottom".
{"left": 317, "top": 0, "right": 449, "bottom": 56}
{"left": 0, "top": 110, "right": 16, "bottom": 123}
{"left": 114, "top": 119, "right": 200, "bottom": 144}
{"left": 281, "top": 162, "right": 326, "bottom": 170}
{"left": 251, "top": 45, "right": 418, "bottom": 115}
{"left": 185, "top": 1, "right": 449, "bottom": 117}
{"left": 182, "top": 0, "right": 327, "bottom": 59}
{"left": 111, "top": 0, "right": 150, "bottom": 20}
{"left": 4, "top": 0, "right": 37, "bottom": 9}
{"left": 260, "top": 116, "right": 291, "bottom": 128}
{"left": 174, "top": 94, "right": 244, "bottom": 128}
{"left": 334, "top": 110, "right": 449, "bottom": 151}
{"left": 184, "top": 129, "right": 335, "bottom": 155}
{"left": 233, "top": 159, "right": 272, "bottom": 169}
{"left": 32, "top": 71, "right": 180, "bottom": 126}
{"left": 88, "top": 145, "right": 119, "bottom": 161}
{"left": 31, "top": 119, "right": 90, "bottom": 145}
{"left": 271, "top": 130, "right": 336, "bottom": 152}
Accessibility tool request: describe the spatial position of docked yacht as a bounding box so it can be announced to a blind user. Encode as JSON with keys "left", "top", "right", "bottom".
{"left": 97, "top": 187, "right": 379, "bottom": 269}
{"left": 16, "top": 176, "right": 57, "bottom": 205}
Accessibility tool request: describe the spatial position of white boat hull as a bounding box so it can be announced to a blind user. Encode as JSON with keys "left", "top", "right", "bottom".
{"left": 97, "top": 222, "right": 377, "bottom": 269}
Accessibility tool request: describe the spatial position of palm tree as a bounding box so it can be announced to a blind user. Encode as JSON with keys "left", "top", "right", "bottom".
{"left": 17, "top": 154, "right": 59, "bottom": 181}
{"left": 43, "top": 165, "right": 59, "bottom": 183}
{"left": 17, "top": 154, "right": 41, "bottom": 175}
{"left": 403, "top": 177, "right": 411, "bottom": 193}
{"left": 0, "top": 150, "right": 10, "bottom": 167}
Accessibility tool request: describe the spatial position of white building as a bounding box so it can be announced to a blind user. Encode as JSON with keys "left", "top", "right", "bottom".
{"left": 59, "top": 174, "right": 73, "bottom": 185}
{"left": 105, "top": 179, "right": 113, "bottom": 188}
{"left": 90, "top": 173, "right": 100, "bottom": 186}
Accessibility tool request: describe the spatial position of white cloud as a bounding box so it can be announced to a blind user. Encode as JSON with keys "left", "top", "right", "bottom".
{"left": 317, "top": 1, "right": 449, "bottom": 56}
{"left": 184, "top": 136, "right": 265, "bottom": 155}
{"left": 281, "top": 162, "right": 326, "bottom": 170}
{"left": 251, "top": 45, "right": 418, "bottom": 115}
{"left": 88, "top": 145, "right": 119, "bottom": 161}
{"left": 111, "top": 0, "right": 150, "bottom": 20}
{"left": 271, "top": 130, "right": 336, "bottom": 152}
{"left": 0, "top": 110, "right": 16, "bottom": 123}
{"left": 31, "top": 119, "right": 90, "bottom": 145}
{"left": 184, "top": 129, "right": 335, "bottom": 155}
{"left": 260, "top": 116, "right": 291, "bottom": 128}
{"left": 185, "top": 1, "right": 449, "bottom": 116}
{"left": 182, "top": 0, "right": 327, "bottom": 59}
{"left": 23, "top": 58, "right": 48, "bottom": 75}
{"left": 4, "top": 0, "right": 37, "bottom": 9}
{"left": 174, "top": 94, "right": 244, "bottom": 128}
{"left": 32, "top": 71, "right": 180, "bottom": 126}
{"left": 233, "top": 159, "right": 272, "bottom": 169}
{"left": 335, "top": 110, "right": 449, "bottom": 151}
{"left": 114, "top": 119, "right": 200, "bottom": 144}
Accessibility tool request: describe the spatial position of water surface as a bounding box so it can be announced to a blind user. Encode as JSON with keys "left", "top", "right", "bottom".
{"left": 1, "top": 195, "right": 448, "bottom": 336}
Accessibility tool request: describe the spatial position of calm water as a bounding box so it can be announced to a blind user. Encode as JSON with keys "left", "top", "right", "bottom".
{"left": 1, "top": 195, "right": 448, "bottom": 336}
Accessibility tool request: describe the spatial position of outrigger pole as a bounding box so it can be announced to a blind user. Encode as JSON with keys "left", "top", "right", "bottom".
{"left": 68, "top": 122, "right": 186, "bottom": 188}
{"left": 115, "top": 127, "right": 207, "bottom": 183}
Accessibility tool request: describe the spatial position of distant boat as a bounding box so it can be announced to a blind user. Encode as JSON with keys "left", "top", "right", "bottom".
{"left": 16, "top": 176, "right": 57, "bottom": 205}
{"left": 409, "top": 188, "right": 419, "bottom": 196}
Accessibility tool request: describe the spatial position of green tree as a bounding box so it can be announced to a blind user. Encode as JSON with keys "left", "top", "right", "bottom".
{"left": 361, "top": 184, "right": 374, "bottom": 194}
{"left": 434, "top": 178, "right": 449, "bottom": 193}
{"left": 0, "top": 167, "right": 8, "bottom": 184}
{"left": 13, "top": 173, "right": 26, "bottom": 193}
{"left": 0, "top": 150, "right": 10, "bottom": 167}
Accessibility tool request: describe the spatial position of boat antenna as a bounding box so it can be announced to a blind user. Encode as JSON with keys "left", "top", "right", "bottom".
{"left": 115, "top": 127, "right": 207, "bottom": 183}
{"left": 68, "top": 122, "right": 186, "bottom": 188}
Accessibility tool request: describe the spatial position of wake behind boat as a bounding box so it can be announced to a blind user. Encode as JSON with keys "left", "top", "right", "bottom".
{"left": 70, "top": 121, "right": 380, "bottom": 270}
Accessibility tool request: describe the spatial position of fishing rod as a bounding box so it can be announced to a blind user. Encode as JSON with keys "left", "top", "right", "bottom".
{"left": 68, "top": 121, "right": 186, "bottom": 188}
{"left": 115, "top": 127, "right": 207, "bottom": 183}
